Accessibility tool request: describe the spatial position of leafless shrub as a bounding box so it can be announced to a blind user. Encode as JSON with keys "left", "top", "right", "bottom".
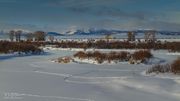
{"left": 54, "top": 40, "right": 180, "bottom": 52}
{"left": 132, "top": 50, "right": 152, "bottom": 62}
{"left": 171, "top": 58, "right": 180, "bottom": 74}
{"left": 146, "top": 64, "right": 171, "bottom": 74}
{"left": 73, "top": 51, "right": 131, "bottom": 64}
{"left": 0, "top": 41, "right": 42, "bottom": 54}
{"left": 147, "top": 58, "right": 180, "bottom": 74}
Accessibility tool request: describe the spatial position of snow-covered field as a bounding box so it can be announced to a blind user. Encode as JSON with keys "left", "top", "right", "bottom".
{"left": 0, "top": 49, "right": 180, "bottom": 101}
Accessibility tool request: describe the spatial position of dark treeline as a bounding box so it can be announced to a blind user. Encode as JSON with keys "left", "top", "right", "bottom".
{"left": 51, "top": 40, "right": 180, "bottom": 52}
{"left": 74, "top": 50, "right": 152, "bottom": 64}
{"left": 1, "top": 40, "right": 180, "bottom": 54}
{"left": 8, "top": 30, "right": 46, "bottom": 42}
{"left": 0, "top": 41, "right": 42, "bottom": 54}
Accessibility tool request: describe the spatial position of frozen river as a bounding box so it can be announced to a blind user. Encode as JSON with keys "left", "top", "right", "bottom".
{"left": 0, "top": 50, "right": 180, "bottom": 101}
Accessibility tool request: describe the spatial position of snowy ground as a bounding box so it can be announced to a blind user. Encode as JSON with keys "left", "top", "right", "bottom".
{"left": 0, "top": 49, "right": 180, "bottom": 101}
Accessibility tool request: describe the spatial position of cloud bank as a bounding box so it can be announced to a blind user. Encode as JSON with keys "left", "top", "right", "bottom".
{"left": 0, "top": 0, "right": 180, "bottom": 32}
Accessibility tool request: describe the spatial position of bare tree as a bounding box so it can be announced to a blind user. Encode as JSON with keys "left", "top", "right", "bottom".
{"left": 34, "top": 31, "right": 46, "bottom": 41}
{"left": 127, "top": 32, "right": 135, "bottom": 41}
{"left": 48, "top": 35, "right": 54, "bottom": 43}
{"left": 15, "top": 30, "right": 22, "bottom": 42}
{"left": 105, "top": 34, "right": 112, "bottom": 42}
{"left": 25, "top": 33, "right": 34, "bottom": 41}
{"left": 9, "top": 30, "right": 15, "bottom": 42}
{"left": 144, "top": 30, "right": 156, "bottom": 42}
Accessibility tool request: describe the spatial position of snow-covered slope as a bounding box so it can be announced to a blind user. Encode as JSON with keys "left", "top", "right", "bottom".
{"left": 0, "top": 50, "right": 180, "bottom": 101}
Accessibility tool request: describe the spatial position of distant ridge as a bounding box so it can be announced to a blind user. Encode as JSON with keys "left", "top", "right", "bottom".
{"left": 62, "top": 29, "right": 180, "bottom": 36}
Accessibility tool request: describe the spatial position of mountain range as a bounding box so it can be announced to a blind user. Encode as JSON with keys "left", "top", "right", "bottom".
{"left": 47, "top": 29, "right": 180, "bottom": 36}
{"left": 1, "top": 29, "right": 180, "bottom": 36}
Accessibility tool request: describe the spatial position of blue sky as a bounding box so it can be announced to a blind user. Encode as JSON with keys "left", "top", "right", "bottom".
{"left": 0, "top": 0, "right": 180, "bottom": 33}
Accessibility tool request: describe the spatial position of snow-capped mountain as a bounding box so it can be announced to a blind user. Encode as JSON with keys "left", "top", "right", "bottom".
{"left": 47, "top": 32, "right": 64, "bottom": 36}
{"left": 62, "top": 29, "right": 180, "bottom": 36}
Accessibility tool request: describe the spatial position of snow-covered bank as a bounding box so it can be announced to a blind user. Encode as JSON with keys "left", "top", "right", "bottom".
{"left": 52, "top": 50, "right": 165, "bottom": 65}
{"left": 167, "top": 52, "right": 180, "bottom": 55}
{"left": 73, "top": 57, "right": 118, "bottom": 65}
{"left": 51, "top": 57, "right": 118, "bottom": 65}
{"left": 142, "top": 71, "right": 180, "bottom": 80}
{"left": 44, "top": 46, "right": 180, "bottom": 56}
{"left": 43, "top": 47, "right": 138, "bottom": 52}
